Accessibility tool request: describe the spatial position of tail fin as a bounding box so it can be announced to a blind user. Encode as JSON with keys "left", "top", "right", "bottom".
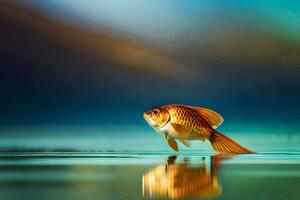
{"left": 209, "top": 131, "right": 253, "bottom": 154}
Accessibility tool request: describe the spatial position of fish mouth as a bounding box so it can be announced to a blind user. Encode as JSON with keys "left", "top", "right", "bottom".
{"left": 143, "top": 112, "right": 152, "bottom": 125}
{"left": 143, "top": 112, "right": 149, "bottom": 121}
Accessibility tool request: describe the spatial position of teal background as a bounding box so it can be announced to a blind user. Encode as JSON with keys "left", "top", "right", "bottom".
{"left": 0, "top": 0, "right": 299, "bottom": 151}
{"left": 0, "top": 1, "right": 300, "bottom": 200}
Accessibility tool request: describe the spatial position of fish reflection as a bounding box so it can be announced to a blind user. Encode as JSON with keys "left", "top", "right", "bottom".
{"left": 143, "top": 155, "right": 231, "bottom": 199}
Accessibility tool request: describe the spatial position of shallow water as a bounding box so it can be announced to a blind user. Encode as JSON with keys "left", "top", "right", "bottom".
{"left": 0, "top": 126, "right": 299, "bottom": 199}
{"left": 0, "top": 152, "right": 299, "bottom": 200}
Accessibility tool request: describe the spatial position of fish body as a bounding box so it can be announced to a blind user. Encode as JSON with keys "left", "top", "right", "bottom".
{"left": 158, "top": 105, "right": 213, "bottom": 140}
{"left": 143, "top": 104, "right": 253, "bottom": 154}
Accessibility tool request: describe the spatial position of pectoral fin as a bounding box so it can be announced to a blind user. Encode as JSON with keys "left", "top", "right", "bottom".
{"left": 166, "top": 136, "right": 179, "bottom": 152}
{"left": 170, "top": 123, "right": 193, "bottom": 138}
{"left": 179, "top": 139, "right": 191, "bottom": 147}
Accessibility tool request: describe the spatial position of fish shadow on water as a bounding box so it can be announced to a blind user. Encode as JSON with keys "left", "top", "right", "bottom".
{"left": 142, "top": 154, "right": 234, "bottom": 199}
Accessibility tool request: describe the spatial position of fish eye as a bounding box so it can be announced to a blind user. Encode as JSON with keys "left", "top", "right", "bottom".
{"left": 153, "top": 109, "right": 159, "bottom": 115}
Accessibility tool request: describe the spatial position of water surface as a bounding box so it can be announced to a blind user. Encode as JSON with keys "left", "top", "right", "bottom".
{"left": 0, "top": 152, "right": 299, "bottom": 200}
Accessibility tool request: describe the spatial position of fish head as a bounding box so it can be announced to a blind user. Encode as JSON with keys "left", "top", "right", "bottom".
{"left": 143, "top": 107, "right": 170, "bottom": 128}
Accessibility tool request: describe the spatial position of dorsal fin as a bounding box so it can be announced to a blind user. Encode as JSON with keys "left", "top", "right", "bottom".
{"left": 185, "top": 105, "right": 224, "bottom": 129}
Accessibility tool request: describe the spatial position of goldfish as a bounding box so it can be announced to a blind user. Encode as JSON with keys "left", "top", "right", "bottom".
{"left": 143, "top": 104, "right": 253, "bottom": 154}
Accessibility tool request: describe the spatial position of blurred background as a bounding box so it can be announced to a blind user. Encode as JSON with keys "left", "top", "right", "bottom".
{"left": 0, "top": 0, "right": 299, "bottom": 152}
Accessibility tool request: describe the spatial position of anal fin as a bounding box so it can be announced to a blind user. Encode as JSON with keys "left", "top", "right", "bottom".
{"left": 179, "top": 139, "right": 191, "bottom": 147}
